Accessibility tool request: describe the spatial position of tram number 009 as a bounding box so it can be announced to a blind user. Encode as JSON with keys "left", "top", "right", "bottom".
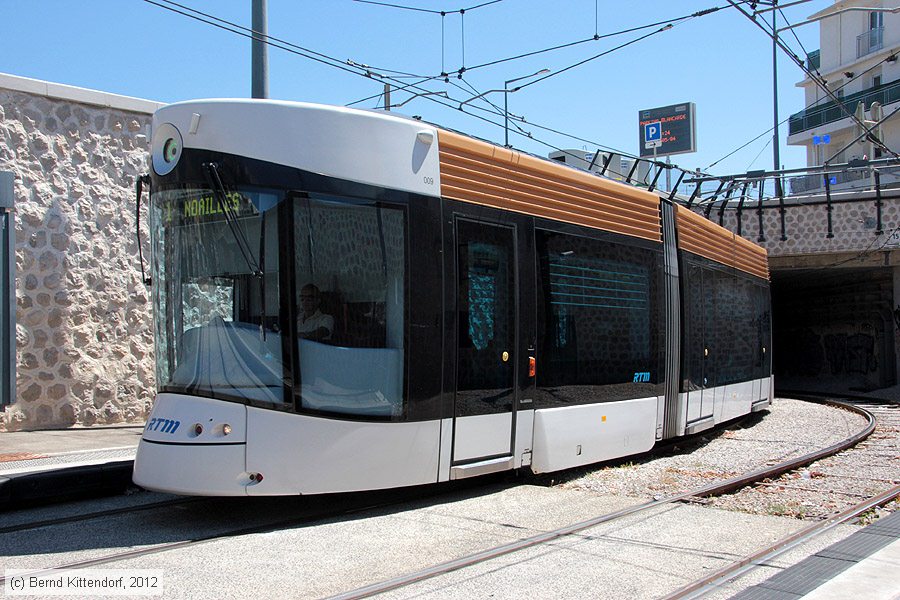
{"left": 423, "top": 176, "right": 435, "bottom": 186}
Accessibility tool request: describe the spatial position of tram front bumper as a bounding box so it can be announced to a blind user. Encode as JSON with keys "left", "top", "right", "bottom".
{"left": 132, "top": 393, "right": 250, "bottom": 496}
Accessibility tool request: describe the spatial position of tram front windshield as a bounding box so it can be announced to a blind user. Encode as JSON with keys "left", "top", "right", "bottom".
{"left": 150, "top": 186, "right": 406, "bottom": 417}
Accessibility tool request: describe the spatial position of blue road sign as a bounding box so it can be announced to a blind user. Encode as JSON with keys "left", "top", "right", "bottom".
{"left": 644, "top": 122, "right": 662, "bottom": 143}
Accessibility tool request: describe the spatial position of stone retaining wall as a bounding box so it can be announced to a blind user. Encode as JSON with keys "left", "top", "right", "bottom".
{"left": 0, "top": 74, "right": 163, "bottom": 430}
{"left": 704, "top": 196, "right": 900, "bottom": 257}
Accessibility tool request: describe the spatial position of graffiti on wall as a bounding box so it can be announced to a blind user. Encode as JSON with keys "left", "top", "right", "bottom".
{"left": 779, "top": 325, "right": 879, "bottom": 382}
{"left": 823, "top": 332, "right": 877, "bottom": 375}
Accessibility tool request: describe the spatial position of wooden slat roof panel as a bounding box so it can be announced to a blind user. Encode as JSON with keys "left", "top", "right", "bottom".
{"left": 437, "top": 129, "right": 662, "bottom": 242}
{"left": 674, "top": 204, "right": 769, "bottom": 280}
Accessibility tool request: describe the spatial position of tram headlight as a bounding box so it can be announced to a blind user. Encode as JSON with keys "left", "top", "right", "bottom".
{"left": 222, "top": 424, "right": 232, "bottom": 436}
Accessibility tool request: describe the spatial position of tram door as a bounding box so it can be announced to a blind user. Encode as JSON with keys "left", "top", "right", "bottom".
{"left": 686, "top": 264, "right": 716, "bottom": 427}
{"left": 453, "top": 218, "right": 518, "bottom": 465}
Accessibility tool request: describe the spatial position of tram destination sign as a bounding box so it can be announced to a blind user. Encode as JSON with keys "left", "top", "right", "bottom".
{"left": 638, "top": 102, "right": 697, "bottom": 158}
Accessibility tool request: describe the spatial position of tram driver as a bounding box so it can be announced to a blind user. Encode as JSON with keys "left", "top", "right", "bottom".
{"left": 298, "top": 283, "right": 334, "bottom": 342}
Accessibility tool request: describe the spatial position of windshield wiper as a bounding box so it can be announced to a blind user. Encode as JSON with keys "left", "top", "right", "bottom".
{"left": 202, "top": 162, "right": 263, "bottom": 279}
{"left": 203, "top": 163, "right": 268, "bottom": 340}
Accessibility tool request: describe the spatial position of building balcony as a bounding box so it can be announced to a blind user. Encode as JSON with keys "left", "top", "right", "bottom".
{"left": 789, "top": 78, "right": 900, "bottom": 136}
{"left": 789, "top": 166, "right": 868, "bottom": 194}
{"left": 858, "top": 27, "right": 884, "bottom": 58}
{"left": 807, "top": 49, "right": 820, "bottom": 71}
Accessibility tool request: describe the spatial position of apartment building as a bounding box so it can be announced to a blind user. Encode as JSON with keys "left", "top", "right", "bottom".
{"left": 787, "top": 0, "right": 900, "bottom": 190}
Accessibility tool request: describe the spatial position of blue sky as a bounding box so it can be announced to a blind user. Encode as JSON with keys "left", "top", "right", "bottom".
{"left": 1, "top": 0, "right": 833, "bottom": 177}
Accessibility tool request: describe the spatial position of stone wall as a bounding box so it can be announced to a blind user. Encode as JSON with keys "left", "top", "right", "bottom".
{"left": 0, "top": 74, "right": 163, "bottom": 430}
{"left": 701, "top": 195, "right": 900, "bottom": 257}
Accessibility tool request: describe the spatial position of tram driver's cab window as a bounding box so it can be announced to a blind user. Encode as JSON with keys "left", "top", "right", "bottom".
{"left": 293, "top": 195, "right": 406, "bottom": 418}
{"left": 152, "top": 187, "right": 286, "bottom": 405}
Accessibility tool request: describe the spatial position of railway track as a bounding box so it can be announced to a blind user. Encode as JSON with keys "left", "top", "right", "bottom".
{"left": 664, "top": 483, "right": 900, "bottom": 599}
{"left": 0, "top": 479, "right": 488, "bottom": 588}
{"left": 665, "top": 394, "right": 899, "bottom": 598}
{"left": 2, "top": 395, "right": 895, "bottom": 599}
{"left": 324, "top": 396, "right": 893, "bottom": 600}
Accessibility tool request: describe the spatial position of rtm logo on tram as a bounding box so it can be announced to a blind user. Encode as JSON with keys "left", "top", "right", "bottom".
{"left": 146, "top": 418, "right": 181, "bottom": 434}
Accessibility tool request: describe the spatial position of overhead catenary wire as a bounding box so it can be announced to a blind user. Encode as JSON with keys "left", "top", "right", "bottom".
{"left": 353, "top": 0, "right": 440, "bottom": 14}
{"left": 708, "top": 51, "right": 899, "bottom": 170}
{"left": 149, "top": 0, "right": 820, "bottom": 186}
{"left": 725, "top": 0, "right": 900, "bottom": 160}
{"left": 779, "top": 5, "right": 818, "bottom": 78}
{"left": 746, "top": 137, "right": 774, "bottom": 172}
{"left": 341, "top": 0, "right": 753, "bottom": 170}
{"left": 344, "top": 1, "right": 752, "bottom": 83}
{"left": 142, "top": 0, "right": 373, "bottom": 80}
{"left": 140, "top": 0, "right": 735, "bottom": 187}
{"left": 441, "top": 4, "right": 731, "bottom": 77}
{"left": 514, "top": 23, "right": 677, "bottom": 92}
{"left": 154, "top": 0, "right": 686, "bottom": 184}
{"left": 352, "top": 0, "right": 503, "bottom": 16}
{"left": 142, "top": 0, "right": 509, "bottom": 131}
{"left": 147, "top": 0, "right": 451, "bottom": 110}
{"left": 146, "top": 0, "right": 692, "bottom": 184}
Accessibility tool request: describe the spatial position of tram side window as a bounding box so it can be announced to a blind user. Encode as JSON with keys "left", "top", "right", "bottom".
{"left": 293, "top": 195, "right": 406, "bottom": 418}
{"left": 711, "top": 269, "right": 762, "bottom": 386}
{"left": 535, "top": 229, "right": 664, "bottom": 406}
{"left": 682, "top": 263, "right": 706, "bottom": 391}
{"left": 730, "top": 275, "right": 757, "bottom": 384}
{"left": 757, "top": 284, "right": 773, "bottom": 378}
{"left": 681, "top": 258, "right": 764, "bottom": 390}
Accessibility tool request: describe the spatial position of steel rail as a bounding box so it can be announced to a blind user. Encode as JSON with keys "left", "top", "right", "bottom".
{"left": 326, "top": 397, "right": 878, "bottom": 600}
{"left": 662, "top": 393, "right": 895, "bottom": 599}
{"left": 688, "top": 397, "right": 876, "bottom": 498}
{"left": 662, "top": 483, "right": 900, "bottom": 599}
{"left": 0, "top": 484, "right": 452, "bottom": 587}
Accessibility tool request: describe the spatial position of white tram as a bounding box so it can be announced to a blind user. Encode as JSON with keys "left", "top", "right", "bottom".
{"left": 133, "top": 99, "right": 772, "bottom": 496}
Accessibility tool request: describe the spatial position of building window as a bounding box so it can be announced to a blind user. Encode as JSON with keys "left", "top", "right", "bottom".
{"left": 859, "top": 13, "right": 884, "bottom": 57}
{"left": 870, "top": 11, "right": 884, "bottom": 31}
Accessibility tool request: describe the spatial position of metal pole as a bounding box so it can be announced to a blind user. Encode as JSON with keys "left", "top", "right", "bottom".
{"left": 504, "top": 88, "right": 509, "bottom": 147}
{"left": 757, "top": 176, "right": 767, "bottom": 242}
{"left": 648, "top": 163, "right": 665, "bottom": 193}
{"left": 666, "top": 156, "right": 672, "bottom": 192}
{"left": 503, "top": 68, "right": 550, "bottom": 149}
{"left": 874, "top": 170, "right": 884, "bottom": 235}
{"left": 653, "top": 145, "right": 658, "bottom": 187}
{"left": 384, "top": 83, "right": 391, "bottom": 111}
{"left": 0, "top": 171, "right": 14, "bottom": 408}
{"left": 668, "top": 170, "right": 686, "bottom": 200}
{"left": 252, "top": 0, "right": 269, "bottom": 99}
{"left": 687, "top": 180, "right": 702, "bottom": 208}
{"left": 772, "top": 0, "right": 782, "bottom": 194}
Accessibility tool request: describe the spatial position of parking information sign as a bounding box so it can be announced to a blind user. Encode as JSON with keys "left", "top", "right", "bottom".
{"left": 638, "top": 102, "right": 697, "bottom": 158}
{"left": 644, "top": 122, "right": 662, "bottom": 149}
